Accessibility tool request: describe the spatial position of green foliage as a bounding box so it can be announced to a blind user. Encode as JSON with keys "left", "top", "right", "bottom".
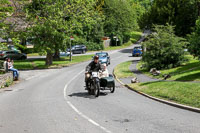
{"left": 0, "top": 0, "right": 13, "bottom": 38}
{"left": 85, "top": 42, "right": 104, "bottom": 51}
{"left": 130, "top": 31, "right": 142, "bottom": 43}
{"left": 188, "top": 18, "right": 200, "bottom": 58}
{"left": 139, "top": 0, "right": 198, "bottom": 36}
{"left": 5, "top": 78, "right": 13, "bottom": 87}
{"left": 0, "top": 43, "right": 7, "bottom": 51}
{"left": 103, "top": 0, "right": 138, "bottom": 45}
{"left": 142, "top": 24, "right": 187, "bottom": 70}
{"left": 26, "top": 0, "right": 101, "bottom": 65}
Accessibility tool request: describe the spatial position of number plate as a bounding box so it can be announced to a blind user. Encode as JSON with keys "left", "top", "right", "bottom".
{"left": 92, "top": 72, "right": 98, "bottom": 78}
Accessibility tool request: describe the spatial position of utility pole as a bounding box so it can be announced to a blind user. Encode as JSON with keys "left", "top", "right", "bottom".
{"left": 70, "top": 36, "right": 74, "bottom": 62}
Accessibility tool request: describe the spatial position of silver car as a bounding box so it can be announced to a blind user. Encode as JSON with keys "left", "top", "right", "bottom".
{"left": 0, "top": 50, "right": 27, "bottom": 60}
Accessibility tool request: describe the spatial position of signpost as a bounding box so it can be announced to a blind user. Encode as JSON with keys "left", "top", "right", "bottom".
{"left": 70, "top": 36, "right": 74, "bottom": 61}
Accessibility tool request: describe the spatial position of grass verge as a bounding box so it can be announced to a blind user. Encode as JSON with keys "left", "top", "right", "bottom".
{"left": 137, "top": 55, "right": 200, "bottom": 81}
{"left": 114, "top": 61, "right": 134, "bottom": 78}
{"left": 14, "top": 54, "right": 93, "bottom": 70}
{"left": 27, "top": 53, "right": 40, "bottom": 56}
{"left": 129, "top": 81, "right": 200, "bottom": 108}
{"left": 130, "top": 31, "right": 143, "bottom": 44}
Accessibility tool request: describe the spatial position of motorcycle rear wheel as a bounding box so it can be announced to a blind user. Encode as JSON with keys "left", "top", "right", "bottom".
{"left": 110, "top": 83, "right": 115, "bottom": 93}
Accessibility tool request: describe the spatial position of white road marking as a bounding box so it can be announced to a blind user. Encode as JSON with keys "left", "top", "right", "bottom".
{"left": 63, "top": 70, "right": 112, "bottom": 133}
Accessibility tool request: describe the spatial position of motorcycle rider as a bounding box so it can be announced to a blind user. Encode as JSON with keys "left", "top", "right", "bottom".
{"left": 85, "top": 55, "right": 102, "bottom": 89}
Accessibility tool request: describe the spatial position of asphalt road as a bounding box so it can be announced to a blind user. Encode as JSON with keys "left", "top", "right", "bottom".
{"left": 0, "top": 45, "right": 200, "bottom": 133}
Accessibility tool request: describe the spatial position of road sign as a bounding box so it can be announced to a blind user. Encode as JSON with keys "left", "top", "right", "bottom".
{"left": 70, "top": 36, "right": 74, "bottom": 40}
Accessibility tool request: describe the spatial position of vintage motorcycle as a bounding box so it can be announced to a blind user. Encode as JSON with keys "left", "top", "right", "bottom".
{"left": 87, "top": 71, "right": 115, "bottom": 97}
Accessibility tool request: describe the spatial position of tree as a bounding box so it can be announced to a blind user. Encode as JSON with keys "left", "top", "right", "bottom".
{"left": 139, "top": 0, "right": 198, "bottom": 36}
{"left": 103, "top": 0, "right": 138, "bottom": 45}
{"left": 0, "top": 0, "right": 13, "bottom": 39}
{"left": 26, "top": 0, "right": 100, "bottom": 65}
{"left": 0, "top": 0, "right": 31, "bottom": 53}
{"left": 142, "top": 24, "right": 187, "bottom": 70}
{"left": 188, "top": 17, "right": 200, "bottom": 58}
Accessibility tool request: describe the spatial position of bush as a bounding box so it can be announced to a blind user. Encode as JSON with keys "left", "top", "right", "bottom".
{"left": 85, "top": 42, "right": 104, "bottom": 51}
{"left": 71, "top": 37, "right": 104, "bottom": 51}
{"left": 142, "top": 25, "right": 187, "bottom": 70}
{"left": 187, "top": 18, "right": 200, "bottom": 58}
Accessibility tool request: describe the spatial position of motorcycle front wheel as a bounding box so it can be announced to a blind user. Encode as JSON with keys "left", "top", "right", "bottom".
{"left": 90, "top": 81, "right": 100, "bottom": 97}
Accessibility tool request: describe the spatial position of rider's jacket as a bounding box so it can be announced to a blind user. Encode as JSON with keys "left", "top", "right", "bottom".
{"left": 86, "top": 61, "right": 102, "bottom": 72}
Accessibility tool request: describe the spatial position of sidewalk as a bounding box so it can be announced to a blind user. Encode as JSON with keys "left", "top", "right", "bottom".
{"left": 119, "top": 60, "right": 159, "bottom": 84}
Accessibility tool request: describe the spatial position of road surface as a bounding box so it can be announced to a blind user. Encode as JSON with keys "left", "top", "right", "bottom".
{"left": 0, "top": 45, "right": 200, "bottom": 133}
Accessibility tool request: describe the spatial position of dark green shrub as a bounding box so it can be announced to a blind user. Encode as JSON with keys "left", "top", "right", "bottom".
{"left": 142, "top": 25, "right": 187, "bottom": 70}
{"left": 85, "top": 42, "right": 104, "bottom": 51}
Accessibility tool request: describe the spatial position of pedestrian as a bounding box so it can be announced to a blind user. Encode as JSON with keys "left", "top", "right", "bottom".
{"left": 7, "top": 58, "right": 19, "bottom": 80}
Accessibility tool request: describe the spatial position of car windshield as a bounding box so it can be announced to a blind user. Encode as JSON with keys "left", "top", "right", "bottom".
{"left": 96, "top": 53, "right": 107, "bottom": 57}
{"left": 134, "top": 47, "right": 142, "bottom": 50}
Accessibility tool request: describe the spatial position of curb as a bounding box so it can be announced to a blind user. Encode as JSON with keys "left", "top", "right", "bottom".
{"left": 113, "top": 69, "right": 200, "bottom": 114}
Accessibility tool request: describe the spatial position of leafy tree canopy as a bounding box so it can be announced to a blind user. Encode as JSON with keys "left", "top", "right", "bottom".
{"left": 103, "top": 0, "right": 138, "bottom": 45}
{"left": 139, "top": 0, "right": 198, "bottom": 36}
{"left": 26, "top": 0, "right": 103, "bottom": 65}
{"left": 188, "top": 17, "right": 200, "bottom": 59}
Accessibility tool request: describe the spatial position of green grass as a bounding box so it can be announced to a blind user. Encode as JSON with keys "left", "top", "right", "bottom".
{"left": 104, "top": 41, "right": 132, "bottom": 51}
{"left": 114, "top": 61, "right": 134, "bottom": 78}
{"left": 130, "top": 31, "right": 143, "bottom": 44}
{"left": 27, "top": 53, "right": 40, "bottom": 56}
{"left": 14, "top": 55, "right": 93, "bottom": 70}
{"left": 130, "top": 81, "right": 200, "bottom": 108}
{"left": 137, "top": 55, "right": 200, "bottom": 81}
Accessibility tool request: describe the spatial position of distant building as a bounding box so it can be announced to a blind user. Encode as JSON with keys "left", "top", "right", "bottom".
{"left": 102, "top": 37, "right": 111, "bottom": 48}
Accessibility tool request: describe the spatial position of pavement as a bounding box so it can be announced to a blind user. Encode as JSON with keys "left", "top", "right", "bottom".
{"left": 119, "top": 60, "right": 159, "bottom": 85}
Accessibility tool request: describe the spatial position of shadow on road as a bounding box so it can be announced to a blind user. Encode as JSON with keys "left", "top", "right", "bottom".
{"left": 119, "top": 48, "right": 132, "bottom": 54}
{"left": 68, "top": 91, "right": 108, "bottom": 99}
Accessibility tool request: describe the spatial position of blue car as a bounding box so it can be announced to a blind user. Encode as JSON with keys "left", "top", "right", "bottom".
{"left": 132, "top": 46, "right": 142, "bottom": 57}
{"left": 95, "top": 52, "right": 110, "bottom": 66}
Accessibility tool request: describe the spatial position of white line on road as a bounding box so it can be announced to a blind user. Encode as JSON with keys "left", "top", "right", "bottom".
{"left": 63, "top": 70, "right": 112, "bottom": 133}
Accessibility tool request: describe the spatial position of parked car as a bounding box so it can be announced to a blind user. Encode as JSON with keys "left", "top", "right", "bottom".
{"left": 67, "top": 45, "right": 87, "bottom": 54}
{"left": 0, "top": 50, "right": 27, "bottom": 60}
{"left": 60, "top": 51, "right": 72, "bottom": 56}
{"left": 132, "top": 45, "right": 143, "bottom": 57}
{"left": 95, "top": 52, "right": 110, "bottom": 66}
